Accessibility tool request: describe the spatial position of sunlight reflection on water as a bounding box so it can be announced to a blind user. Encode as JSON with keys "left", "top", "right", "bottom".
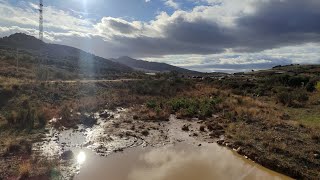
{"left": 77, "top": 151, "right": 86, "bottom": 165}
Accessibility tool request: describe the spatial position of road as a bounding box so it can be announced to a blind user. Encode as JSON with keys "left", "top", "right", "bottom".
{"left": 46, "top": 79, "right": 140, "bottom": 84}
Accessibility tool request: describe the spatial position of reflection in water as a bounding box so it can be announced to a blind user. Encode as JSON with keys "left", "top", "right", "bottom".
{"left": 129, "top": 144, "right": 289, "bottom": 180}
{"left": 75, "top": 143, "right": 292, "bottom": 180}
{"left": 77, "top": 151, "right": 86, "bottom": 165}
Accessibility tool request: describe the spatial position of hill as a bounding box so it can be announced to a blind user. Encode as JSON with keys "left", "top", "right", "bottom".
{"left": 0, "top": 33, "right": 133, "bottom": 80}
{"left": 111, "top": 56, "right": 200, "bottom": 74}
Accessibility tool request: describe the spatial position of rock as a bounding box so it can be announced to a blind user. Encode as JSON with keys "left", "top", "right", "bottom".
{"left": 314, "top": 154, "right": 319, "bottom": 159}
{"left": 217, "top": 140, "right": 224, "bottom": 145}
{"left": 198, "top": 144, "right": 202, "bottom": 147}
{"left": 192, "top": 133, "right": 198, "bottom": 137}
{"left": 100, "top": 112, "right": 110, "bottom": 118}
{"left": 61, "top": 150, "right": 74, "bottom": 160}
{"left": 130, "top": 125, "right": 135, "bottom": 131}
{"left": 80, "top": 114, "right": 97, "bottom": 127}
{"left": 209, "top": 130, "right": 224, "bottom": 138}
{"left": 209, "top": 132, "right": 220, "bottom": 138}
{"left": 141, "top": 130, "right": 149, "bottom": 136}
{"left": 114, "top": 148, "right": 124, "bottom": 152}
{"left": 199, "top": 126, "right": 206, "bottom": 132}
{"left": 182, "top": 124, "right": 189, "bottom": 131}
{"left": 207, "top": 124, "right": 223, "bottom": 131}
{"left": 236, "top": 147, "right": 241, "bottom": 152}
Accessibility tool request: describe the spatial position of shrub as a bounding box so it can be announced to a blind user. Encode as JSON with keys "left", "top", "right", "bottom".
{"left": 267, "top": 74, "right": 310, "bottom": 88}
{"left": 19, "top": 161, "right": 31, "bottom": 179}
{"left": 4, "top": 139, "right": 32, "bottom": 156}
{"left": 288, "top": 76, "right": 309, "bottom": 87}
{"left": 277, "top": 92, "right": 292, "bottom": 106}
{"left": 276, "top": 90, "right": 309, "bottom": 107}
{"left": 60, "top": 105, "right": 71, "bottom": 122}
{"left": 37, "top": 109, "right": 47, "bottom": 128}
{"left": 296, "top": 91, "right": 309, "bottom": 102}
{"left": 129, "top": 79, "right": 192, "bottom": 97}
{"left": 5, "top": 101, "right": 49, "bottom": 130}
{"left": 169, "top": 97, "right": 222, "bottom": 119}
{"left": 146, "top": 100, "right": 157, "bottom": 109}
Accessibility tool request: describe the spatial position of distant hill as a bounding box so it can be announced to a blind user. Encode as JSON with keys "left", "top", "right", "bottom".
{"left": 0, "top": 33, "right": 133, "bottom": 80}
{"left": 111, "top": 56, "right": 200, "bottom": 74}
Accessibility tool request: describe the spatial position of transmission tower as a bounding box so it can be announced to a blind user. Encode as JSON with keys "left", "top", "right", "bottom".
{"left": 37, "top": 0, "right": 48, "bottom": 81}
{"left": 39, "top": 0, "right": 43, "bottom": 41}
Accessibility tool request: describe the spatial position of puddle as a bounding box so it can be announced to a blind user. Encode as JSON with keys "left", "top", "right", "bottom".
{"left": 33, "top": 109, "right": 292, "bottom": 180}
{"left": 74, "top": 143, "right": 292, "bottom": 180}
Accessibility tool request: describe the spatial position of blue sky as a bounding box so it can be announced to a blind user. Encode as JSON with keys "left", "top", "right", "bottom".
{"left": 0, "top": 0, "right": 320, "bottom": 72}
{"left": 8, "top": 0, "right": 201, "bottom": 21}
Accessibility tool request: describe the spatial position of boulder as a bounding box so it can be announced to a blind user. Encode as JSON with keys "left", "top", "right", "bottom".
{"left": 61, "top": 150, "right": 74, "bottom": 160}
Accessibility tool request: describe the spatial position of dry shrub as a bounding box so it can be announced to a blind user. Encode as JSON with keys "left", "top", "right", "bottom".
{"left": 4, "top": 139, "right": 32, "bottom": 156}
{"left": 19, "top": 161, "right": 31, "bottom": 179}
{"left": 316, "top": 81, "right": 320, "bottom": 91}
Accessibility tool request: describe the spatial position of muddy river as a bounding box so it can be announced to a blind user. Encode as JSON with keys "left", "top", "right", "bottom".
{"left": 34, "top": 108, "right": 293, "bottom": 180}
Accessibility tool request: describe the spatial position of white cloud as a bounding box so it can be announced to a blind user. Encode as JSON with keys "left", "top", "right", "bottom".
{"left": 0, "top": 0, "right": 319, "bottom": 72}
{"left": 0, "top": 2, "right": 93, "bottom": 33}
{"left": 164, "top": 0, "right": 179, "bottom": 9}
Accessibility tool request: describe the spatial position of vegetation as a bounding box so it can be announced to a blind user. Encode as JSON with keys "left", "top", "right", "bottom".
{"left": 19, "top": 161, "right": 31, "bottom": 179}
{"left": 0, "top": 56, "right": 319, "bottom": 179}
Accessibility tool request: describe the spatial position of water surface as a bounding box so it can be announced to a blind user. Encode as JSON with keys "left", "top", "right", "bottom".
{"left": 74, "top": 143, "right": 292, "bottom": 180}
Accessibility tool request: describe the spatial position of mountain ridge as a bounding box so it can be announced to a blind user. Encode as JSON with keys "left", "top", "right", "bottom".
{"left": 111, "top": 56, "right": 200, "bottom": 74}
{"left": 0, "top": 33, "right": 133, "bottom": 80}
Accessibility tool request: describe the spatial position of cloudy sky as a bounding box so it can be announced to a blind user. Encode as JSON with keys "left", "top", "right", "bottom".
{"left": 0, "top": 0, "right": 320, "bottom": 72}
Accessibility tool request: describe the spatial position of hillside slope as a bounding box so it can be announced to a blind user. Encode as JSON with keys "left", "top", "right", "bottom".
{"left": 111, "top": 56, "right": 200, "bottom": 74}
{"left": 0, "top": 33, "right": 133, "bottom": 80}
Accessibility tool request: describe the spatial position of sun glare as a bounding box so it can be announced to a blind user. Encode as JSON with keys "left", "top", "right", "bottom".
{"left": 77, "top": 151, "right": 86, "bottom": 165}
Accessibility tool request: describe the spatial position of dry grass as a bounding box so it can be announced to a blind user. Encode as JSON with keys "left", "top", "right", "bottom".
{"left": 0, "top": 76, "right": 31, "bottom": 90}
{"left": 316, "top": 81, "right": 320, "bottom": 91}
{"left": 19, "top": 161, "right": 31, "bottom": 178}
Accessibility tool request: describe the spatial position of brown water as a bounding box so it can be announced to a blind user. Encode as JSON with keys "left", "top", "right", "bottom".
{"left": 73, "top": 143, "right": 292, "bottom": 180}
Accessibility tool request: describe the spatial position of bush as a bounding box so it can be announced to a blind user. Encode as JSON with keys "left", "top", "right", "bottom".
{"left": 19, "top": 161, "right": 31, "bottom": 179}
{"left": 146, "top": 100, "right": 157, "bottom": 109}
{"left": 169, "top": 97, "right": 222, "bottom": 119}
{"left": 276, "top": 90, "right": 309, "bottom": 107}
{"left": 288, "top": 76, "right": 309, "bottom": 87}
{"left": 129, "top": 79, "right": 192, "bottom": 97}
{"left": 4, "top": 139, "right": 32, "bottom": 156}
{"left": 267, "top": 74, "right": 310, "bottom": 88}
{"left": 277, "top": 92, "right": 293, "bottom": 106}
{"left": 5, "top": 101, "right": 47, "bottom": 130}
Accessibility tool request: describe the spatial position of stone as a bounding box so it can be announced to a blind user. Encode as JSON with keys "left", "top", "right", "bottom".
{"left": 100, "top": 112, "right": 110, "bottom": 118}
{"left": 141, "top": 130, "right": 149, "bottom": 136}
{"left": 61, "top": 150, "right": 74, "bottom": 160}
{"left": 182, "top": 124, "right": 189, "bottom": 131}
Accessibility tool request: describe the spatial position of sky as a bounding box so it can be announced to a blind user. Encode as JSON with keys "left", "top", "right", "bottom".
{"left": 0, "top": 0, "right": 320, "bottom": 73}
